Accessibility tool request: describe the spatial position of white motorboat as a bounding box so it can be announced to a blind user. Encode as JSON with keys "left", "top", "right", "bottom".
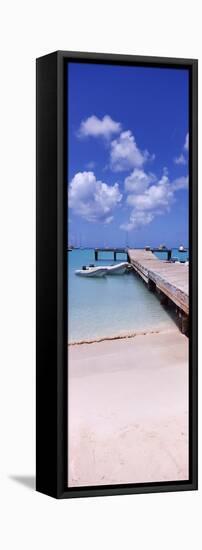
{"left": 101, "top": 262, "right": 129, "bottom": 275}
{"left": 75, "top": 266, "right": 107, "bottom": 277}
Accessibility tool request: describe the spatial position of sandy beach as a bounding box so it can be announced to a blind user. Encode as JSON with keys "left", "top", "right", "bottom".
{"left": 68, "top": 328, "right": 189, "bottom": 487}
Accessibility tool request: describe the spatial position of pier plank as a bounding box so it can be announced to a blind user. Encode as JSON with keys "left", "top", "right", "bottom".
{"left": 128, "top": 249, "right": 189, "bottom": 315}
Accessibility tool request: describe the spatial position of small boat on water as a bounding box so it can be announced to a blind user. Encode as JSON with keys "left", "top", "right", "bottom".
{"left": 75, "top": 266, "right": 107, "bottom": 277}
{"left": 179, "top": 245, "right": 185, "bottom": 252}
{"left": 75, "top": 262, "right": 129, "bottom": 277}
{"left": 101, "top": 262, "right": 129, "bottom": 275}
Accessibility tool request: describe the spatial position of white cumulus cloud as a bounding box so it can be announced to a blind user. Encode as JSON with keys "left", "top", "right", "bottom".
{"left": 126, "top": 173, "right": 174, "bottom": 211}
{"left": 174, "top": 154, "right": 186, "bottom": 165}
{"left": 110, "top": 130, "right": 154, "bottom": 172}
{"left": 121, "top": 169, "right": 188, "bottom": 231}
{"left": 184, "top": 132, "right": 189, "bottom": 151}
{"left": 78, "top": 115, "right": 121, "bottom": 139}
{"left": 174, "top": 133, "right": 189, "bottom": 164}
{"left": 171, "top": 176, "right": 188, "bottom": 191}
{"left": 124, "top": 169, "right": 156, "bottom": 194}
{"left": 110, "top": 130, "right": 152, "bottom": 172}
{"left": 69, "top": 171, "right": 122, "bottom": 223}
{"left": 120, "top": 211, "right": 154, "bottom": 231}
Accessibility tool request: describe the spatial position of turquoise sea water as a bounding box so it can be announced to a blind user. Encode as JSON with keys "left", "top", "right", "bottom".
{"left": 68, "top": 248, "right": 188, "bottom": 343}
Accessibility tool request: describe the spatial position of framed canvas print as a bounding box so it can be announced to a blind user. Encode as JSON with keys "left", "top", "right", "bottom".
{"left": 36, "top": 51, "right": 198, "bottom": 498}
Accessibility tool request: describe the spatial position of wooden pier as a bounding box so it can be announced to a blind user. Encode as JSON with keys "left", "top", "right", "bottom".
{"left": 128, "top": 249, "right": 189, "bottom": 334}
{"left": 94, "top": 246, "right": 187, "bottom": 262}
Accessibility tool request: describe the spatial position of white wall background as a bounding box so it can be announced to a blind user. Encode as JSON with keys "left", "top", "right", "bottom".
{"left": 0, "top": 1, "right": 200, "bottom": 548}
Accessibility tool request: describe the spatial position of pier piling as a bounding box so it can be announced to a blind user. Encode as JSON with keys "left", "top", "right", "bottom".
{"left": 128, "top": 249, "right": 189, "bottom": 334}
{"left": 94, "top": 248, "right": 128, "bottom": 262}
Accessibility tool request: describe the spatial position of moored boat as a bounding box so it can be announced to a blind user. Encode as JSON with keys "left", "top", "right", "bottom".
{"left": 75, "top": 266, "right": 107, "bottom": 277}
{"left": 101, "top": 262, "right": 129, "bottom": 275}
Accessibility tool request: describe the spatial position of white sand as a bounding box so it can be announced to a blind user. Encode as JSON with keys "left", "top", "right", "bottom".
{"left": 68, "top": 329, "right": 189, "bottom": 487}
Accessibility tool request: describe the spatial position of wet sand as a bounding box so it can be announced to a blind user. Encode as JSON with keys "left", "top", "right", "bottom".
{"left": 68, "top": 329, "right": 189, "bottom": 487}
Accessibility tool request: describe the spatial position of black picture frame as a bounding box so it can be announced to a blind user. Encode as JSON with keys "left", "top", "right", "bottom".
{"left": 36, "top": 50, "right": 198, "bottom": 499}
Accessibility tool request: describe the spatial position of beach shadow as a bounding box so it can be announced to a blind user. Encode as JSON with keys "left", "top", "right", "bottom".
{"left": 9, "top": 475, "right": 35, "bottom": 491}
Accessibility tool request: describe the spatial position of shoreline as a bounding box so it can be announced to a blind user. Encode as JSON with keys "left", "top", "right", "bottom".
{"left": 68, "top": 328, "right": 189, "bottom": 487}
{"left": 68, "top": 323, "right": 179, "bottom": 346}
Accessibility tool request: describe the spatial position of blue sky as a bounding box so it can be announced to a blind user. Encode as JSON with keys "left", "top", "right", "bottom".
{"left": 68, "top": 62, "right": 189, "bottom": 248}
